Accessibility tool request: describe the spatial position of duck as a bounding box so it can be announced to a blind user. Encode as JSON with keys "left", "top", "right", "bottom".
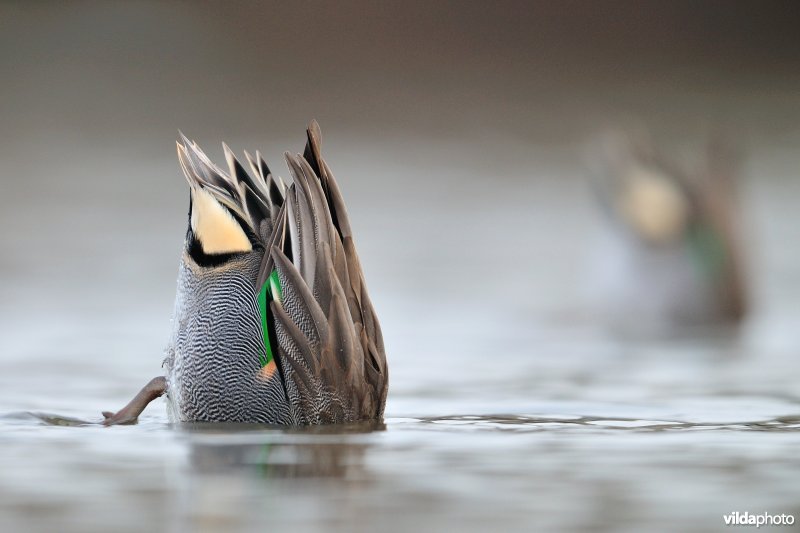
{"left": 103, "top": 121, "right": 388, "bottom": 425}
{"left": 587, "top": 131, "right": 748, "bottom": 333}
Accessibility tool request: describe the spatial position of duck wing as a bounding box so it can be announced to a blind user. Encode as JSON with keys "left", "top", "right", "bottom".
{"left": 259, "top": 121, "right": 388, "bottom": 424}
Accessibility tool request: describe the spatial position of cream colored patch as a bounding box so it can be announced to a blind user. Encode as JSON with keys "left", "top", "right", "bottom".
{"left": 621, "top": 165, "right": 689, "bottom": 243}
{"left": 190, "top": 187, "right": 252, "bottom": 254}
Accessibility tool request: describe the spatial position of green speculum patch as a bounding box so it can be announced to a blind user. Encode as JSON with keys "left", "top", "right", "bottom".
{"left": 257, "top": 270, "right": 283, "bottom": 367}
{"left": 687, "top": 223, "right": 727, "bottom": 280}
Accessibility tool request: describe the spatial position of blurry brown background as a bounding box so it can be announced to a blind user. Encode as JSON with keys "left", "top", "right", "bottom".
{"left": 3, "top": 1, "right": 800, "bottom": 147}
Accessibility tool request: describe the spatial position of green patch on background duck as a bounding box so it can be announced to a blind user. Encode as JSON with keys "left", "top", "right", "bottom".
{"left": 687, "top": 223, "right": 727, "bottom": 280}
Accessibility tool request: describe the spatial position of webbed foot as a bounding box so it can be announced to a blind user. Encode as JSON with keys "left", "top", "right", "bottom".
{"left": 102, "top": 376, "right": 167, "bottom": 426}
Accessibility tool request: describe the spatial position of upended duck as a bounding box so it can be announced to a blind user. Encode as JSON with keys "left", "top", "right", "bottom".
{"left": 103, "top": 121, "right": 387, "bottom": 425}
{"left": 587, "top": 132, "right": 748, "bottom": 331}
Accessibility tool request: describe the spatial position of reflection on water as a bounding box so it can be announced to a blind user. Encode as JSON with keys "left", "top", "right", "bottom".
{"left": 186, "top": 422, "right": 380, "bottom": 479}
{"left": 190, "top": 438, "right": 369, "bottom": 478}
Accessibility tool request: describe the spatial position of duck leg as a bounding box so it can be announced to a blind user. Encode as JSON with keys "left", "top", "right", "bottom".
{"left": 102, "top": 376, "right": 167, "bottom": 426}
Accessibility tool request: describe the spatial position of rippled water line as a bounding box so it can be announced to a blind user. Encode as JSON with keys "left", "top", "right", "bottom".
{"left": 7, "top": 411, "right": 800, "bottom": 434}
{"left": 410, "top": 414, "right": 800, "bottom": 433}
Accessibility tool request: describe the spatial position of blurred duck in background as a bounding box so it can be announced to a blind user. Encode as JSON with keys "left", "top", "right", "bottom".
{"left": 587, "top": 131, "right": 748, "bottom": 335}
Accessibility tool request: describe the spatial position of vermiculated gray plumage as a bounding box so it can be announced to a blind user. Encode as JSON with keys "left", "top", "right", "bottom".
{"left": 163, "top": 121, "right": 387, "bottom": 424}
